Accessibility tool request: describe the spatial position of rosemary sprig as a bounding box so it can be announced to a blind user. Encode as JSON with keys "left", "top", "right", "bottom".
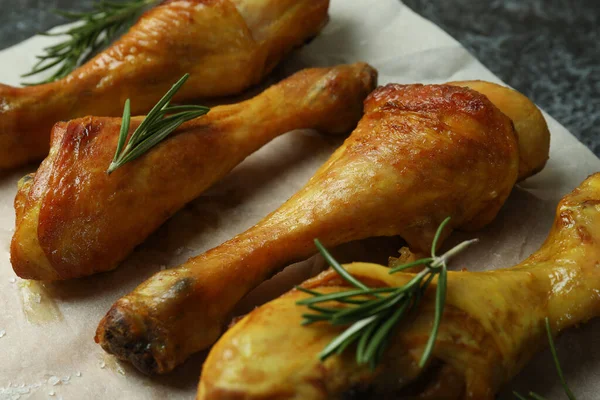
{"left": 22, "top": 0, "right": 157, "bottom": 85}
{"left": 107, "top": 74, "right": 210, "bottom": 174}
{"left": 513, "top": 317, "right": 577, "bottom": 400}
{"left": 297, "top": 217, "right": 478, "bottom": 369}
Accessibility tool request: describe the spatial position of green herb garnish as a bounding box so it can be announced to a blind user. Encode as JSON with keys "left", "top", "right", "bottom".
{"left": 22, "top": 0, "right": 157, "bottom": 85}
{"left": 514, "top": 317, "right": 576, "bottom": 399}
{"left": 108, "top": 74, "right": 209, "bottom": 174}
{"left": 297, "top": 217, "right": 477, "bottom": 369}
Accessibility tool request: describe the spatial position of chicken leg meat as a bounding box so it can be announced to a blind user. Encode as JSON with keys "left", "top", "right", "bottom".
{"left": 0, "top": 0, "right": 330, "bottom": 169}
{"left": 96, "top": 81, "right": 550, "bottom": 374}
{"left": 198, "top": 172, "right": 600, "bottom": 399}
{"left": 11, "top": 62, "right": 377, "bottom": 280}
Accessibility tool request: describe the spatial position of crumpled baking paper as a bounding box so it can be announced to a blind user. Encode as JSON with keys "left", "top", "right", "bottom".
{"left": 1, "top": 1, "right": 599, "bottom": 399}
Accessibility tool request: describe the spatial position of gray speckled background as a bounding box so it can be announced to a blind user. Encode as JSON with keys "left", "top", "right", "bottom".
{"left": 402, "top": 0, "right": 600, "bottom": 155}
{"left": 0, "top": 0, "right": 598, "bottom": 154}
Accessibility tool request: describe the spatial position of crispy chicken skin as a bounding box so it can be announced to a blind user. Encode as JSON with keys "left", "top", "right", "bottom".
{"left": 0, "top": 0, "right": 330, "bottom": 169}
{"left": 96, "top": 82, "right": 550, "bottom": 375}
{"left": 11, "top": 62, "right": 378, "bottom": 280}
{"left": 198, "top": 173, "right": 600, "bottom": 400}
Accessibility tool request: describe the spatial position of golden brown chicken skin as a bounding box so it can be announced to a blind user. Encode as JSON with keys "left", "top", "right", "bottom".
{"left": 447, "top": 80, "right": 550, "bottom": 181}
{"left": 11, "top": 62, "right": 377, "bottom": 280}
{"left": 0, "top": 0, "right": 330, "bottom": 169}
{"left": 96, "top": 81, "right": 549, "bottom": 375}
{"left": 199, "top": 172, "right": 600, "bottom": 400}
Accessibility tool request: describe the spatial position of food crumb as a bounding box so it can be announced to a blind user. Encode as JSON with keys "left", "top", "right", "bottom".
{"left": 99, "top": 361, "right": 106, "bottom": 369}
{"left": 48, "top": 391, "right": 55, "bottom": 396}
{"left": 75, "top": 371, "right": 82, "bottom": 377}
{"left": 0, "top": 329, "right": 6, "bottom": 338}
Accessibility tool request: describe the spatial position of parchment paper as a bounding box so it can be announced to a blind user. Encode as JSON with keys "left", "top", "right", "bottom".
{"left": 1, "top": 1, "right": 599, "bottom": 399}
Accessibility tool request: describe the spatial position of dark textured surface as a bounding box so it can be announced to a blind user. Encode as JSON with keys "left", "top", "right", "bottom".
{"left": 0, "top": 0, "right": 598, "bottom": 152}
{"left": 0, "top": 1, "right": 94, "bottom": 46}
{"left": 403, "top": 0, "right": 600, "bottom": 155}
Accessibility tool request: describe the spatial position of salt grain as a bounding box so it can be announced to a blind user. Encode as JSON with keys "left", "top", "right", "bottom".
{"left": 99, "top": 361, "right": 106, "bottom": 369}
{"left": 9, "top": 277, "right": 16, "bottom": 283}
{"left": 0, "top": 329, "right": 6, "bottom": 338}
{"left": 47, "top": 376, "right": 60, "bottom": 386}
{"left": 60, "top": 376, "right": 70, "bottom": 383}
{"left": 75, "top": 371, "right": 82, "bottom": 377}
{"left": 49, "top": 390, "right": 55, "bottom": 396}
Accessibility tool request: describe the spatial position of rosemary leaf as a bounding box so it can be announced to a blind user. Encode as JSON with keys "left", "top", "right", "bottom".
{"left": 419, "top": 271, "right": 436, "bottom": 294}
{"left": 319, "top": 316, "right": 377, "bottom": 361}
{"left": 307, "top": 304, "right": 338, "bottom": 314}
{"left": 114, "top": 98, "right": 130, "bottom": 158}
{"left": 356, "top": 320, "right": 379, "bottom": 364}
{"left": 22, "top": 0, "right": 157, "bottom": 85}
{"left": 545, "top": 317, "right": 576, "bottom": 400}
{"left": 315, "top": 239, "right": 370, "bottom": 291}
{"left": 299, "top": 217, "right": 476, "bottom": 370}
{"left": 295, "top": 287, "right": 322, "bottom": 297}
{"left": 107, "top": 74, "right": 210, "bottom": 174}
{"left": 300, "top": 313, "right": 331, "bottom": 323}
{"left": 337, "top": 329, "right": 365, "bottom": 357}
{"left": 296, "top": 287, "right": 394, "bottom": 305}
{"left": 363, "top": 301, "right": 409, "bottom": 365}
{"left": 331, "top": 292, "right": 405, "bottom": 325}
{"left": 431, "top": 216, "right": 451, "bottom": 258}
{"left": 418, "top": 261, "right": 447, "bottom": 368}
{"left": 512, "top": 317, "right": 577, "bottom": 399}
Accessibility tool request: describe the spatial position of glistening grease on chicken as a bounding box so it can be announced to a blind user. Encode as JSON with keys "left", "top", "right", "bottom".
{"left": 96, "top": 81, "right": 550, "bottom": 375}
{"left": 11, "top": 62, "right": 377, "bottom": 280}
{"left": 198, "top": 173, "right": 600, "bottom": 400}
{"left": 0, "top": 0, "right": 330, "bottom": 169}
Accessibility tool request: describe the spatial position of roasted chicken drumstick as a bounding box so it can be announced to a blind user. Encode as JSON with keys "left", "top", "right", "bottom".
{"left": 11, "top": 62, "right": 377, "bottom": 280}
{"left": 198, "top": 173, "right": 600, "bottom": 400}
{"left": 0, "top": 0, "right": 329, "bottom": 169}
{"left": 96, "top": 81, "right": 550, "bottom": 374}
